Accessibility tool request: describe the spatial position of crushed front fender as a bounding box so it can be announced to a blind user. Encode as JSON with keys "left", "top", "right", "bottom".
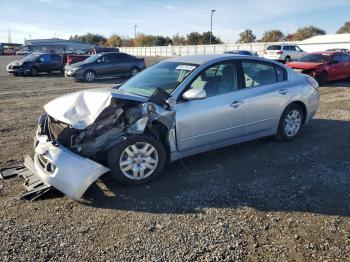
{"left": 33, "top": 139, "right": 109, "bottom": 200}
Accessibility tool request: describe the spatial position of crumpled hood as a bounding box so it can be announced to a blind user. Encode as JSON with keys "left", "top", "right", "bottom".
{"left": 8, "top": 60, "right": 24, "bottom": 67}
{"left": 44, "top": 88, "right": 147, "bottom": 129}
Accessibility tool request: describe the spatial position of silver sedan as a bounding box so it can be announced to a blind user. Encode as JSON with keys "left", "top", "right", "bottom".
{"left": 29, "top": 54, "right": 320, "bottom": 200}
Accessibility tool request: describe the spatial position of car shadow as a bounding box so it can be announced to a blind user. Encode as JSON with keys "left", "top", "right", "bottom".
{"left": 83, "top": 118, "right": 350, "bottom": 217}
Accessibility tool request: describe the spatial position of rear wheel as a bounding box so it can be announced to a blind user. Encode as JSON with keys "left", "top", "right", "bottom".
{"left": 130, "top": 67, "right": 139, "bottom": 77}
{"left": 284, "top": 56, "right": 291, "bottom": 63}
{"left": 274, "top": 103, "right": 304, "bottom": 141}
{"left": 83, "top": 70, "right": 96, "bottom": 82}
{"left": 107, "top": 135, "right": 166, "bottom": 185}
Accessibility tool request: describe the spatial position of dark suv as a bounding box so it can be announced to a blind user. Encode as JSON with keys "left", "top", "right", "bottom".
{"left": 64, "top": 52, "right": 146, "bottom": 82}
{"left": 7, "top": 53, "right": 64, "bottom": 76}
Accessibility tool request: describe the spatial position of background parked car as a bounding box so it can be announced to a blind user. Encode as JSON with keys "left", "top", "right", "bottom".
{"left": 66, "top": 54, "right": 90, "bottom": 65}
{"left": 16, "top": 49, "right": 32, "bottom": 55}
{"left": 224, "top": 50, "right": 257, "bottom": 56}
{"left": 7, "top": 53, "right": 64, "bottom": 76}
{"left": 64, "top": 52, "right": 145, "bottom": 82}
{"left": 263, "top": 44, "right": 307, "bottom": 63}
{"left": 326, "top": 48, "right": 350, "bottom": 54}
{"left": 286, "top": 51, "right": 350, "bottom": 85}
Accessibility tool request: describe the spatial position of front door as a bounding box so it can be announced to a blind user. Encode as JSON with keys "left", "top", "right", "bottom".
{"left": 176, "top": 61, "right": 245, "bottom": 152}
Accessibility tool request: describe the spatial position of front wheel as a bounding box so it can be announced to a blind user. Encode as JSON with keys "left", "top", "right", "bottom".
{"left": 30, "top": 67, "right": 38, "bottom": 76}
{"left": 106, "top": 135, "right": 167, "bottom": 185}
{"left": 316, "top": 71, "right": 328, "bottom": 86}
{"left": 83, "top": 70, "right": 96, "bottom": 82}
{"left": 274, "top": 104, "right": 304, "bottom": 141}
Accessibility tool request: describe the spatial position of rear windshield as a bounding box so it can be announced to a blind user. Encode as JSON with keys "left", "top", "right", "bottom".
{"left": 267, "top": 45, "right": 281, "bottom": 50}
{"left": 298, "top": 54, "right": 330, "bottom": 63}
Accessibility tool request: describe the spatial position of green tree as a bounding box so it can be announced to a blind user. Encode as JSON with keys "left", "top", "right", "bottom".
{"left": 186, "top": 32, "right": 203, "bottom": 45}
{"left": 133, "top": 34, "right": 156, "bottom": 47}
{"left": 291, "top": 26, "right": 326, "bottom": 41}
{"left": 152, "top": 36, "right": 173, "bottom": 46}
{"left": 260, "top": 30, "right": 285, "bottom": 42}
{"left": 107, "top": 34, "right": 122, "bottom": 47}
{"left": 172, "top": 34, "right": 187, "bottom": 45}
{"left": 202, "top": 31, "right": 222, "bottom": 44}
{"left": 237, "top": 29, "right": 256, "bottom": 44}
{"left": 337, "top": 21, "right": 350, "bottom": 34}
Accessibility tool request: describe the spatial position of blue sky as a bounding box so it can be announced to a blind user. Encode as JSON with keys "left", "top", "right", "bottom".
{"left": 0, "top": 0, "right": 349, "bottom": 44}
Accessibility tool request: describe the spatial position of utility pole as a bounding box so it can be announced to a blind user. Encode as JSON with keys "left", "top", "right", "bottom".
{"left": 210, "top": 9, "right": 216, "bottom": 45}
{"left": 134, "top": 25, "right": 138, "bottom": 39}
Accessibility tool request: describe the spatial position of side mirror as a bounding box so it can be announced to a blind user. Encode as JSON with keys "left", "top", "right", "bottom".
{"left": 332, "top": 60, "right": 339, "bottom": 64}
{"left": 182, "top": 89, "right": 207, "bottom": 100}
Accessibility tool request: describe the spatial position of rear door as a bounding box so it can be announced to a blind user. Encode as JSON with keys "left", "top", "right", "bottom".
{"left": 114, "top": 53, "right": 133, "bottom": 75}
{"left": 49, "top": 54, "right": 63, "bottom": 71}
{"left": 239, "top": 60, "right": 291, "bottom": 136}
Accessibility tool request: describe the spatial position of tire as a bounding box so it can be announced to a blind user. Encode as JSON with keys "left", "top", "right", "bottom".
{"left": 30, "top": 67, "right": 38, "bottom": 76}
{"left": 274, "top": 103, "right": 304, "bottom": 141}
{"left": 130, "top": 67, "right": 139, "bottom": 77}
{"left": 284, "top": 56, "right": 291, "bottom": 63}
{"left": 316, "top": 71, "right": 328, "bottom": 86}
{"left": 83, "top": 70, "right": 96, "bottom": 82}
{"left": 106, "top": 135, "right": 167, "bottom": 185}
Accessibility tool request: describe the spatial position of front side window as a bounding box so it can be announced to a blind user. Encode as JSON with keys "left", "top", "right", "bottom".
{"left": 188, "top": 62, "right": 238, "bottom": 97}
{"left": 39, "top": 54, "right": 50, "bottom": 63}
{"left": 97, "top": 55, "right": 112, "bottom": 63}
{"left": 119, "top": 62, "right": 197, "bottom": 97}
{"left": 283, "top": 46, "right": 290, "bottom": 51}
{"left": 332, "top": 54, "right": 341, "bottom": 63}
{"left": 242, "top": 61, "right": 277, "bottom": 87}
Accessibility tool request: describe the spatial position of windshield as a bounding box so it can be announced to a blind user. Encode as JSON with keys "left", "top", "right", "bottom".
{"left": 298, "top": 54, "right": 330, "bottom": 63}
{"left": 267, "top": 45, "right": 281, "bottom": 50}
{"left": 20, "top": 54, "right": 39, "bottom": 62}
{"left": 83, "top": 54, "right": 101, "bottom": 63}
{"left": 119, "top": 61, "right": 198, "bottom": 97}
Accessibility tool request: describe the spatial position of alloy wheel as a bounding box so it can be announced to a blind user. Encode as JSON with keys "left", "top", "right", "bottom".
{"left": 284, "top": 109, "right": 302, "bottom": 137}
{"left": 85, "top": 71, "right": 95, "bottom": 81}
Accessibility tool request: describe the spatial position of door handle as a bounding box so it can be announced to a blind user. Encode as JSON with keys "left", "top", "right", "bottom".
{"left": 279, "top": 89, "right": 289, "bottom": 95}
{"left": 230, "top": 101, "right": 243, "bottom": 108}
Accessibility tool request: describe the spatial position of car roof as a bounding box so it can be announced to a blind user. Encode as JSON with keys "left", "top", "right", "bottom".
{"left": 166, "top": 54, "right": 275, "bottom": 66}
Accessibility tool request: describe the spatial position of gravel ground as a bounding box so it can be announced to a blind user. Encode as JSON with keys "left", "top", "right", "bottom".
{"left": 0, "top": 55, "right": 349, "bottom": 261}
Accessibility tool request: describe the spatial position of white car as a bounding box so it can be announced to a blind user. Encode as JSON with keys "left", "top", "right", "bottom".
{"left": 16, "top": 49, "right": 31, "bottom": 55}
{"left": 263, "top": 44, "right": 307, "bottom": 63}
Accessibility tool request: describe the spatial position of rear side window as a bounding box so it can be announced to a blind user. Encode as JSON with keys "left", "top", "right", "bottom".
{"left": 332, "top": 54, "right": 341, "bottom": 62}
{"left": 283, "top": 46, "right": 290, "bottom": 51}
{"left": 116, "top": 53, "right": 132, "bottom": 62}
{"left": 267, "top": 45, "right": 281, "bottom": 50}
{"left": 50, "top": 54, "right": 62, "bottom": 62}
{"left": 242, "top": 61, "right": 285, "bottom": 87}
{"left": 289, "top": 46, "right": 296, "bottom": 51}
{"left": 340, "top": 54, "right": 349, "bottom": 62}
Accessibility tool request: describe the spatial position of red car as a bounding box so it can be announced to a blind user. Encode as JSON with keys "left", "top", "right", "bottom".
{"left": 286, "top": 51, "right": 350, "bottom": 85}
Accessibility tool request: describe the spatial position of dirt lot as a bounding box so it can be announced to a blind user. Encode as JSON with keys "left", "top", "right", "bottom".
{"left": 0, "top": 55, "right": 349, "bottom": 261}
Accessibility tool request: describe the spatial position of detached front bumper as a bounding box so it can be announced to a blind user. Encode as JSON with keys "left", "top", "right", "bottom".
{"left": 30, "top": 136, "right": 110, "bottom": 200}
{"left": 7, "top": 67, "right": 31, "bottom": 75}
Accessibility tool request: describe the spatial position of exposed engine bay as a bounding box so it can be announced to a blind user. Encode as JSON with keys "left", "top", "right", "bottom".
{"left": 4, "top": 88, "right": 176, "bottom": 200}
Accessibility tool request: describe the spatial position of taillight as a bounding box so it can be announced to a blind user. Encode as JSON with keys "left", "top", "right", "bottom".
{"left": 276, "top": 51, "right": 283, "bottom": 55}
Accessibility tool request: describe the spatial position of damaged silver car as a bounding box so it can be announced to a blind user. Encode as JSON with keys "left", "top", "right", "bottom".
{"left": 24, "top": 54, "right": 319, "bottom": 200}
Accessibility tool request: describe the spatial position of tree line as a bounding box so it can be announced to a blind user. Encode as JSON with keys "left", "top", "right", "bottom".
{"left": 69, "top": 31, "right": 222, "bottom": 47}
{"left": 69, "top": 21, "right": 350, "bottom": 47}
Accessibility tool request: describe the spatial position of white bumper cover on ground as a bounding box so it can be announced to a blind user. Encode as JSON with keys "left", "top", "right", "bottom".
{"left": 34, "top": 138, "right": 110, "bottom": 200}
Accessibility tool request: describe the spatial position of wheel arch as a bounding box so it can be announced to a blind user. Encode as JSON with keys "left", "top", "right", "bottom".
{"left": 283, "top": 100, "right": 307, "bottom": 125}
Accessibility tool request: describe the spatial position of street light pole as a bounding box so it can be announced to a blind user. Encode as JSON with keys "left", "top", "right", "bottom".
{"left": 210, "top": 9, "right": 216, "bottom": 45}
{"left": 134, "top": 25, "right": 138, "bottom": 39}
